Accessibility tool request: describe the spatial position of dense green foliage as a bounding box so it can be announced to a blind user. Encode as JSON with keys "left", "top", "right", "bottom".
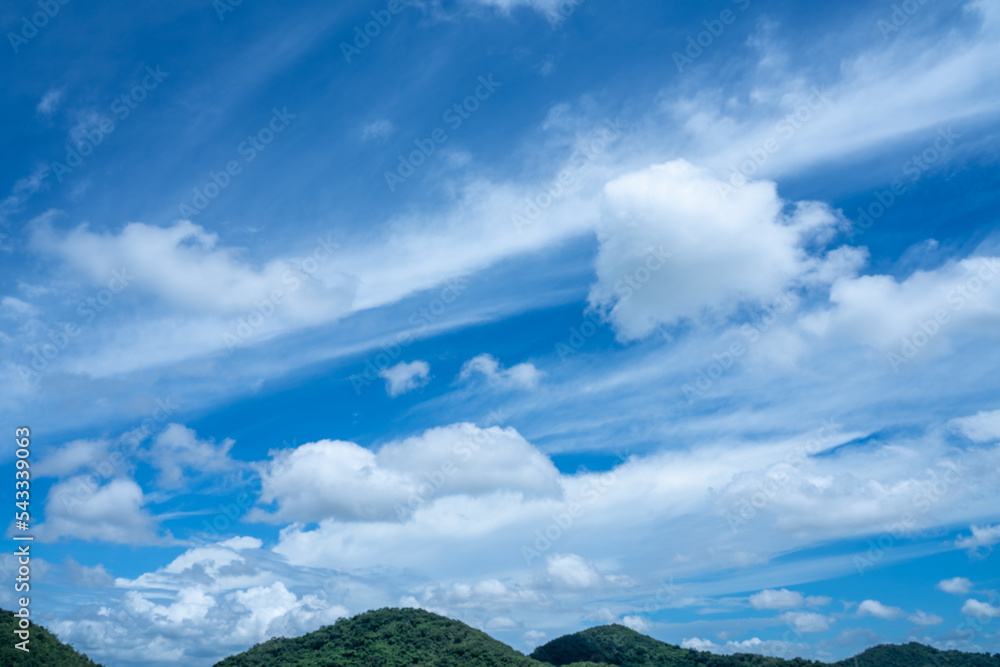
{"left": 5, "top": 605, "right": 999, "bottom": 667}
{"left": 214, "top": 607, "right": 587, "bottom": 667}
{"left": 217, "top": 608, "right": 1000, "bottom": 667}
{"left": 530, "top": 624, "right": 819, "bottom": 667}
{"left": 0, "top": 609, "right": 101, "bottom": 666}
{"left": 833, "top": 643, "right": 1000, "bottom": 667}
{"left": 532, "top": 625, "right": 1000, "bottom": 667}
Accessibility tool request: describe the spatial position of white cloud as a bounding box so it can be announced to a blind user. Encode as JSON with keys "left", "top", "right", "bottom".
{"left": 1, "top": 296, "right": 38, "bottom": 317}
{"left": 749, "top": 588, "right": 805, "bottom": 609}
{"left": 682, "top": 636, "right": 809, "bottom": 657}
{"left": 251, "top": 422, "right": 561, "bottom": 523}
{"left": 379, "top": 360, "right": 431, "bottom": 397}
{"left": 485, "top": 615, "right": 519, "bottom": 630}
{"left": 37, "top": 477, "right": 161, "bottom": 544}
{"left": 950, "top": 409, "right": 1000, "bottom": 443}
{"left": 955, "top": 524, "right": 1000, "bottom": 555}
{"left": 25, "top": 220, "right": 356, "bottom": 376}
{"left": 35, "top": 439, "right": 111, "bottom": 478}
{"left": 961, "top": 599, "right": 1000, "bottom": 619}
{"left": 937, "top": 577, "right": 973, "bottom": 595}
{"left": 464, "top": 0, "right": 573, "bottom": 24}
{"left": 522, "top": 629, "right": 547, "bottom": 649}
{"left": 590, "top": 160, "right": 859, "bottom": 341}
{"left": 32, "top": 220, "right": 353, "bottom": 317}
{"left": 0, "top": 165, "right": 49, "bottom": 223}
{"left": 36, "top": 88, "right": 64, "bottom": 115}
{"left": 146, "top": 424, "right": 238, "bottom": 490}
{"left": 621, "top": 615, "right": 651, "bottom": 633}
{"left": 779, "top": 611, "right": 831, "bottom": 633}
{"left": 459, "top": 353, "right": 542, "bottom": 389}
{"left": 53, "top": 538, "right": 349, "bottom": 666}
{"left": 857, "top": 599, "right": 905, "bottom": 620}
{"left": 908, "top": 610, "right": 944, "bottom": 626}
{"left": 799, "top": 256, "right": 1000, "bottom": 352}
{"left": 546, "top": 553, "right": 601, "bottom": 589}
{"left": 360, "top": 119, "right": 394, "bottom": 142}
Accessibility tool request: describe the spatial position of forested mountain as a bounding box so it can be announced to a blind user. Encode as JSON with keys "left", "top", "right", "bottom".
{"left": 215, "top": 607, "right": 1000, "bottom": 667}
{"left": 4, "top": 606, "right": 997, "bottom": 666}
{"left": 0, "top": 609, "right": 102, "bottom": 666}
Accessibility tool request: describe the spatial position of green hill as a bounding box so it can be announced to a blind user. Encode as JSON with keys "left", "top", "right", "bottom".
{"left": 216, "top": 608, "right": 1000, "bottom": 667}
{"left": 213, "top": 607, "right": 607, "bottom": 667}
{"left": 0, "top": 609, "right": 102, "bottom": 666}
{"left": 529, "top": 624, "right": 817, "bottom": 666}
{"left": 532, "top": 624, "right": 1000, "bottom": 667}
{"left": 833, "top": 642, "right": 1000, "bottom": 667}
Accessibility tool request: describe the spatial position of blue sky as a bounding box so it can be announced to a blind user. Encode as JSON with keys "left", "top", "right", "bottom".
{"left": 1, "top": 0, "right": 1000, "bottom": 664}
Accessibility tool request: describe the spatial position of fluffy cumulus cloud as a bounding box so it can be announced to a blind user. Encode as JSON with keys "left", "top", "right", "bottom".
{"left": 621, "top": 615, "right": 652, "bottom": 633}
{"left": 955, "top": 524, "right": 1000, "bottom": 555}
{"left": 459, "top": 353, "right": 542, "bottom": 390}
{"left": 545, "top": 553, "right": 603, "bottom": 589}
{"left": 799, "top": 255, "right": 1000, "bottom": 355}
{"left": 589, "top": 160, "right": 861, "bottom": 341}
{"left": 682, "top": 636, "right": 810, "bottom": 657}
{"left": 251, "top": 422, "right": 561, "bottom": 523}
{"left": 937, "top": 577, "right": 973, "bottom": 595}
{"left": 49, "top": 537, "right": 349, "bottom": 666}
{"left": 961, "top": 599, "right": 1000, "bottom": 619}
{"left": 857, "top": 599, "right": 905, "bottom": 620}
{"left": 36, "top": 477, "right": 161, "bottom": 544}
{"left": 379, "top": 360, "right": 431, "bottom": 397}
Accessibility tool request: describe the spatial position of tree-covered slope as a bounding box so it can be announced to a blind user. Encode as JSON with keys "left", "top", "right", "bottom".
{"left": 0, "top": 609, "right": 102, "bottom": 666}
{"left": 832, "top": 642, "right": 1000, "bottom": 667}
{"left": 213, "top": 607, "right": 607, "bottom": 667}
{"left": 529, "top": 624, "right": 818, "bottom": 667}
{"left": 214, "top": 607, "right": 1000, "bottom": 667}
{"left": 532, "top": 624, "right": 1000, "bottom": 667}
